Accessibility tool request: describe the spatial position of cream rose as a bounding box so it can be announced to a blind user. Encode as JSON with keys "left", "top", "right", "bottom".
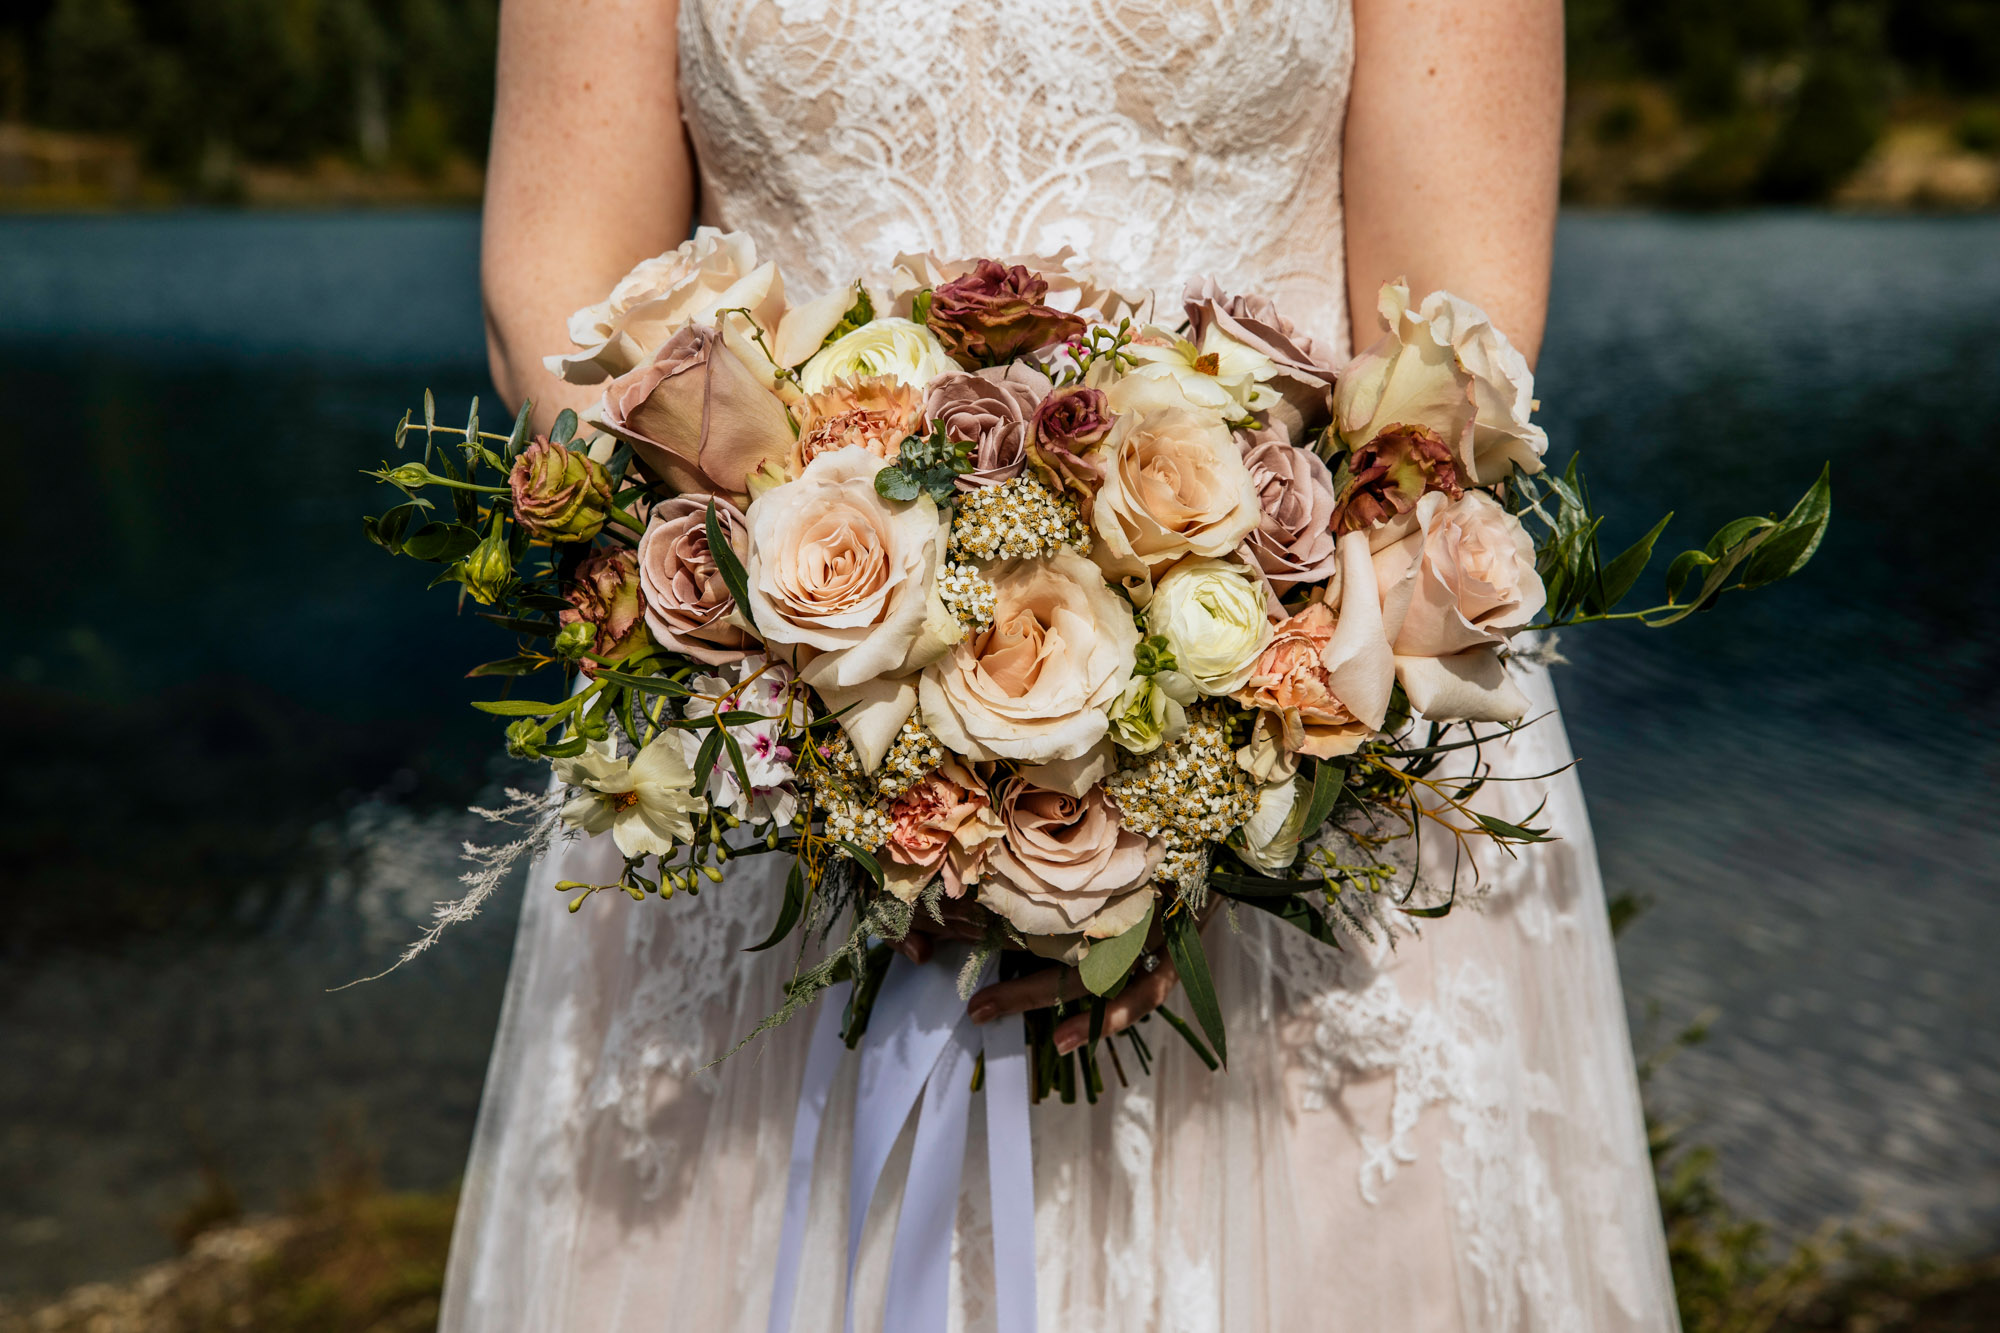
{"left": 1145, "top": 557, "right": 1274, "bottom": 696}
{"left": 547, "top": 228, "right": 783, "bottom": 385}
{"left": 976, "top": 778, "right": 1162, "bottom": 939}
{"left": 1336, "top": 280, "right": 1547, "bottom": 485}
{"left": 1370, "top": 490, "right": 1541, "bottom": 722}
{"left": 920, "top": 549, "right": 1140, "bottom": 772}
{"left": 798, "top": 317, "right": 957, "bottom": 393}
{"left": 745, "top": 446, "right": 958, "bottom": 763}
{"left": 1089, "top": 379, "right": 1262, "bottom": 575}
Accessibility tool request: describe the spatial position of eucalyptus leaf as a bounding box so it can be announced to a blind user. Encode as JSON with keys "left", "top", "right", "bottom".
{"left": 505, "top": 400, "right": 533, "bottom": 461}
{"left": 551, "top": 408, "right": 579, "bottom": 448}
{"left": 1080, "top": 900, "right": 1156, "bottom": 996}
{"left": 401, "top": 522, "right": 482, "bottom": 563}
{"left": 873, "top": 468, "right": 922, "bottom": 502}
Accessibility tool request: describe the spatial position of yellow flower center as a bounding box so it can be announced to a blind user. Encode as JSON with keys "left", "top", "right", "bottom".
{"left": 609, "top": 789, "right": 641, "bottom": 813}
{"left": 1193, "top": 352, "right": 1221, "bottom": 376}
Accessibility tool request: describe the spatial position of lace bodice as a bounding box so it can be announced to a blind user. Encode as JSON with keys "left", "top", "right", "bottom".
{"left": 679, "top": 0, "right": 1356, "bottom": 353}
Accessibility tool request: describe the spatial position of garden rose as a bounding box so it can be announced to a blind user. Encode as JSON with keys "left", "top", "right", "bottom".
{"left": 794, "top": 376, "right": 924, "bottom": 473}
{"left": 635, "top": 494, "right": 756, "bottom": 665}
{"left": 1370, "top": 490, "right": 1541, "bottom": 722}
{"left": 1091, "top": 381, "right": 1262, "bottom": 575}
{"left": 560, "top": 548, "right": 653, "bottom": 675}
{"left": 596, "top": 325, "right": 795, "bottom": 505}
{"left": 1238, "top": 423, "right": 1341, "bottom": 589}
{"left": 1145, "top": 557, "right": 1274, "bottom": 695}
{"left": 508, "top": 437, "right": 614, "bottom": 543}
{"left": 1233, "top": 545, "right": 1395, "bottom": 760}
{"left": 880, "top": 758, "right": 1002, "bottom": 903}
{"left": 889, "top": 248, "right": 1143, "bottom": 326}
{"left": 547, "top": 228, "right": 782, "bottom": 384}
{"left": 920, "top": 548, "right": 1139, "bottom": 773}
{"left": 976, "top": 779, "right": 1162, "bottom": 939}
{"left": 744, "top": 446, "right": 956, "bottom": 764}
{"left": 1184, "top": 278, "right": 1344, "bottom": 435}
{"left": 798, "top": 317, "right": 956, "bottom": 393}
{"left": 924, "top": 364, "right": 1046, "bottom": 490}
{"left": 1336, "top": 280, "right": 1547, "bottom": 485}
{"left": 1028, "top": 384, "right": 1113, "bottom": 516}
{"left": 924, "top": 259, "right": 1086, "bottom": 367}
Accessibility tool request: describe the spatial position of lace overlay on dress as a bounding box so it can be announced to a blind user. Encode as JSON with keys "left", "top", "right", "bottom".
{"left": 439, "top": 3, "right": 1680, "bottom": 1329}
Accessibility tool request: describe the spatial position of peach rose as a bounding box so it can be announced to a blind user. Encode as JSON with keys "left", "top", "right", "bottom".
{"left": 880, "top": 758, "right": 1002, "bottom": 903}
{"left": 595, "top": 325, "right": 795, "bottom": 506}
{"left": 1235, "top": 531, "right": 1397, "bottom": 762}
{"left": 546, "top": 228, "right": 782, "bottom": 384}
{"left": 793, "top": 375, "right": 924, "bottom": 474}
{"left": 919, "top": 549, "right": 1139, "bottom": 774}
{"left": 976, "top": 779, "right": 1162, "bottom": 939}
{"left": 635, "top": 494, "right": 756, "bottom": 665}
{"left": 1090, "top": 379, "right": 1262, "bottom": 575}
{"left": 1370, "top": 490, "right": 1541, "bottom": 722}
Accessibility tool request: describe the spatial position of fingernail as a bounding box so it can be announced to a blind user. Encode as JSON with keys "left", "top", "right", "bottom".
{"left": 968, "top": 1002, "right": 996, "bottom": 1024}
{"left": 1054, "top": 1034, "right": 1080, "bottom": 1055}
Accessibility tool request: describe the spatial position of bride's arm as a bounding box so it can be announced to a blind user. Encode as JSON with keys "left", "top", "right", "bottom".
{"left": 1343, "top": 0, "right": 1564, "bottom": 364}
{"left": 482, "top": 0, "right": 696, "bottom": 429}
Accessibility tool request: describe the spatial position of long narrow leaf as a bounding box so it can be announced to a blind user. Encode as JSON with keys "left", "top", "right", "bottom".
{"left": 706, "top": 500, "right": 757, "bottom": 631}
{"left": 1154, "top": 1004, "right": 1220, "bottom": 1071}
{"left": 1163, "top": 908, "right": 1226, "bottom": 1068}
{"left": 746, "top": 859, "right": 806, "bottom": 952}
{"left": 1593, "top": 512, "right": 1672, "bottom": 612}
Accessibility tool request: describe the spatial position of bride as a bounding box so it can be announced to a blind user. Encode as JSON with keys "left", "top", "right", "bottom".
{"left": 443, "top": 1, "right": 1678, "bottom": 1329}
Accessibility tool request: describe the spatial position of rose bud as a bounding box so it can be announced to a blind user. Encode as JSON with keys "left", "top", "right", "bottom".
{"left": 1027, "top": 385, "right": 1111, "bottom": 517}
{"left": 926, "top": 259, "right": 1086, "bottom": 368}
{"left": 552, "top": 619, "right": 596, "bottom": 659}
{"left": 560, "top": 549, "right": 653, "bottom": 675}
{"left": 508, "top": 437, "right": 614, "bottom": 543}
{"left": 598, "top": 324, "right": 796, "bottom": 506}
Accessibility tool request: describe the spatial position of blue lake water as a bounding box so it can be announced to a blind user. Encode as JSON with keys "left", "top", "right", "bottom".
{"left": 0, "top": 211, "right": 1994, "bottom": 1298}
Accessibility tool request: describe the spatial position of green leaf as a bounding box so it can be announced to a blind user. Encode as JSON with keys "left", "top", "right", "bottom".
{"left": 477, "top": 612, "right": 561, "bottom": 637}
{"left": 1299, "top": 758, "right": 1346, "bottom": 838}
{"left": 1080, "top": 900, "right": 1156, "bottom": 996}
{"left": 469, "top": 695, "right": 582, "bottom": 718}
{"left": 362, "top": 501, "right": 426, "bottom": 554}
{"left": 1591, "top": 512, "right": 1672, "bottom": 613}
{"left": 721, "top": 727, "right": 753, "bottom": 802}
{"left": 401, "top": 522, "right": 482, "bottom": 563}
{"left": 1473, "top": 811, "right": 1556, "bottom": 843}
{"left": 551, "top": 408, "right": 579, "bottom": 448}
{"left": 1239, "top": 894, "right": 1340, "bottom": 947}
{"left": 691, "top": 726, "right": 725, "bottom": 792}
{"left": 466, "top": 655, "right": 551, "bottom": 678}
{"left": 824, "top": 285, "right": 876, "bottom": 344}
{"left": 746, "top": 859, "right": 806, "bottom": 953}
{"left": 911, "top": 288, "right": 934, "bottom": 326}
{"left": 1163, "top": 907, "right": 1226, "bottom": 1067}
{"left": 1154, "top": 1003, "right": 1220, "bottom": 1071}
{"left": 705, "top": 501, "right": 757, "bottom": 632}
{"left": 839, "top": 841, "right": 887, "bottom": 889}
{"left": 588, "top": 666, "right": 697, "bottom": 698}
{"left": 504, "top": 400, "right": 533, "bottom": 462}
{"left": 1738, "top": 464, "right": 1831, "bottom": 589}
{"left": 873, "top": 467, "right": 922, "bottom": 502}
{"left": 1208, "top": 871, "right": 1329, "bottom": 898}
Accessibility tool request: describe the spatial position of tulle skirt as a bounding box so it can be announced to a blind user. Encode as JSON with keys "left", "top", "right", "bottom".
{"left": 438, "top": 664, "right": 1679, "bottom": 1333}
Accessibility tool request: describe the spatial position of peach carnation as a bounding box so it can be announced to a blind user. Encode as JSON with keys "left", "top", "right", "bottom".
{"left": 793, "top": 375, "right": 925, "bottom": 473}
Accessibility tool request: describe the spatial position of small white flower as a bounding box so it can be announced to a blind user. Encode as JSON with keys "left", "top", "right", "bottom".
{"left": 679, "top": 656, "right": 800, "bottom": 826}
{"left": 554, "top": 736, "right": 704, "bottom": 858}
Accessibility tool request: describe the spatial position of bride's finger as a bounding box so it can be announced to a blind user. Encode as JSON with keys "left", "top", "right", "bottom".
{"left": 1049, "top": 962, "right": 1178, "bottom": 1055}
{"left": 966, "top": 965, "right": 1087, "bottom": 1022}
{"left": 892, "top": 930, "right": 935, "bottom": 965}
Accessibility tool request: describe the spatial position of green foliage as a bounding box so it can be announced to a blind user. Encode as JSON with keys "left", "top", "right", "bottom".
{"left": 874, "top": 424, "right": 971, "bottom": 505}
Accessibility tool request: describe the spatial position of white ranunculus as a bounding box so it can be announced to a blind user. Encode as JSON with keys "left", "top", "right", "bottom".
{"left": 1120, "top": 323, "right": 1280, "bottom": 420}
{"left": 547, "top": 228, "right": 783, "bottom": 385}
{"left": 1335, "top": 280, "right": 1548, "bottom": 485}
{"left": 1105, "top": 668, "right": 1197, "bottom": 755}
{"left": 1145, "top": 557, "right": 1275, "bottom": 695}
{"left": 554, "top": 736, "right": 704, "bottom": 859}
{"left": 798, "top": 317, "right": 957, "bottom": 393}
{"left": 1238, "top": 774, "right": 1311, "bottom": 872}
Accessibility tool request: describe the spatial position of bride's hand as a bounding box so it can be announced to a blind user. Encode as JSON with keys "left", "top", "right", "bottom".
{"left": 963, "top": 951, "right": 1181, "bottom": 1055}
{"left": 889, "top": 894, "right": 991, "bottom": 964}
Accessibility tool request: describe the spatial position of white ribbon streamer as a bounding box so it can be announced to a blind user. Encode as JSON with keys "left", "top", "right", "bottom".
{"left": 764, "top": 945, "right": 1038, "bottom": 1333}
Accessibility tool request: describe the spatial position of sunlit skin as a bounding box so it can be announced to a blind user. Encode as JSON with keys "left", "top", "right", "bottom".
{"left": 480, "top": 0, "right": 1562, "bottom": 1053}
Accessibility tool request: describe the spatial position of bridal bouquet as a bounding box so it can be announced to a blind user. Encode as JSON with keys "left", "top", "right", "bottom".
{"left": 363, "top": 230, "right": 1827, "bottom": 1096}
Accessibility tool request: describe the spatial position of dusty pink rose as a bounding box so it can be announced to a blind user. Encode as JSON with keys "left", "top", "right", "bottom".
{"left": 976, "top": 779, "right": 1161, "bottom": 939}
{"left": 560, "top": 548, "right": 652, "bottom": 676}
{"left": 1028, "top": 385, "right": 1112, "bottom": 517}
{"left": 597, "top": 324, "right": 795, "bottom": 505}
{"left": 793, "top": 375, "right": 924, "bottom": 473}
{"left": 1334, "top": 422, "right": 1465, "bottom": 534}
{"left": 1237, "top": 424, "right": 1341, "bottom": 590}
{"left": 881, "top": 758, "right": 1001, "bottom": 901}
{"left": 927, "top": 260, "right": 1087, "bottom": 368}
{"left": 635, "top": 494, "right": 755, "bottom": 665}
{"left": 1183, "top": 277, "right": 1343, "bottom": 434}
{"left": 924, "top": 364, "right": 1047, "bottom": 490}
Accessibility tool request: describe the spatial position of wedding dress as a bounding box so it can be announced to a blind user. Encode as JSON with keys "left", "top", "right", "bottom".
{"left": 440, "top": 2, "right": 1680, "bottom": 1329}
